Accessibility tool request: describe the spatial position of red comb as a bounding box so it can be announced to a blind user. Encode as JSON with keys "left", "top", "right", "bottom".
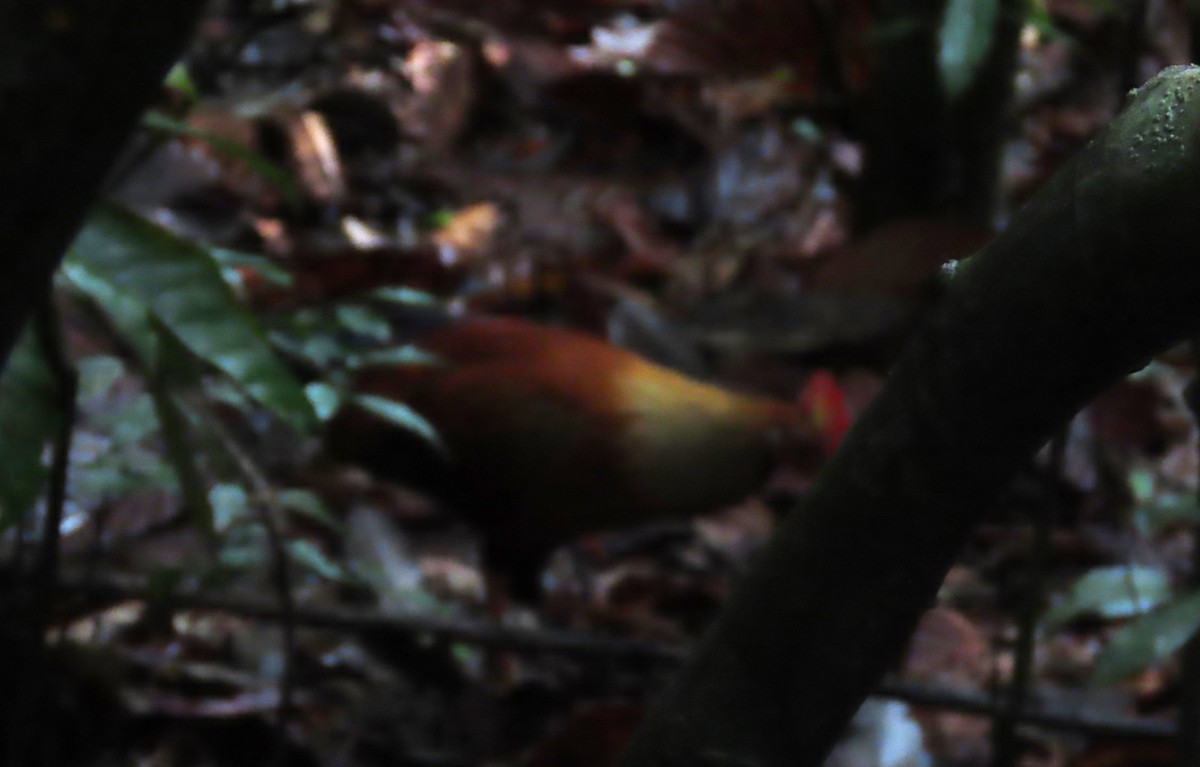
{"left": 799, "top": 371, "right": 851, "bottom": 454}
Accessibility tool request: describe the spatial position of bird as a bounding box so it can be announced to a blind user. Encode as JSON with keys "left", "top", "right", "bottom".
{"left": 324, "top": 314, "right": 849, "bottom": 605}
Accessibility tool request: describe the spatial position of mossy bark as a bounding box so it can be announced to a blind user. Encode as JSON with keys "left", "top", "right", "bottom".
{"left": 620, "top": 66, "right": 1200, "bottom": 767}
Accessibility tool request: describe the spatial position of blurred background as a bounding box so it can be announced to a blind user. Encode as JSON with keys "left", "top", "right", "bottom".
{"left": 2, "top": 1, "right": 1199, "bottom": 765}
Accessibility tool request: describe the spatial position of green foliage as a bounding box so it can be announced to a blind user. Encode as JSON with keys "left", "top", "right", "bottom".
{"left": 72, "top": 359, "right": 178, "bottom": 503}
{"left": 277, "top": 488, "right": 345, "bottom": 534}
{"left": 349, "top": 345, "right": 440, "bottom": 369}
{"left": 1044, "top": 565, "right": 1172, "bottom": 628}
{"left": 147, "top": 332, "right": 218, "bottom": 532}
{"left": 349, "top": 393, "right": 446, "bottom": 454}
{"left": 209, "top": 481, "right": 354, "bottom": 582}
{"left": 65, "top": 203, "right": 316, "bottom": 432}
{"left": 1053, "top": 480, "right": 1200, "bottom": 682}
{"left": 287, "top": 538, "right": 355, "bottom": 582}
{"left": 163, "top": 63, "right": 199, "bottom": 102}
{"left": 209, "top": 247, "right": 294, "bottom": 292}
{"left": 1093, "top": 591, "right": 1200, "bottom": 684}
{"left": 938, "top": 0, "right": 998, "bottom": 99}
{"left": 62, "top": 204, "right": 321, "bottom": 532}
{"left": 1132, "top": 492, "right": 1200, "bottom": 535}
{"left": 268, "top": 305, "right": 392, "bottom": 371}
{"left": 0, "top": 329, "right": 63, "bottom": 529}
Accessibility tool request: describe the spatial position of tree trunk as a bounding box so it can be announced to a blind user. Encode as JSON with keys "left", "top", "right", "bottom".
{"left": 0, "top": 1, "right": 206, "bottom": 371}
{"left": 619, "top": 65, "right": 1200, "bottom": 767}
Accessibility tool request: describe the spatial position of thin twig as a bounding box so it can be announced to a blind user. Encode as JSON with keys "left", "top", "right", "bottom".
{"left": 202, "top": 413, "right": 298, "bottom": 743}
{"left": 993, "top": 432, "right": 1067, "bottom": 766}
{"left": 31, "top": 296, "right": 78, "bottom": 618}
{"left": 6, "top": 296, "right": 79, "bottom": 767}
{"left": 875, "top": 678, "right": 1174, "bottom": 741}
{"left": 37, "top": 567, "right": 1179, "bottom": 742}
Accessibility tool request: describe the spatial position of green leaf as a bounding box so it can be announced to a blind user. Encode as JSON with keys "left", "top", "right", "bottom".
{"left": 348, "top": 345, "right": 441, "bottom": 369}
{"left": 1025, "top": 1, "right": 1057, "bottom": 39}
{"left": 0, "top": 329, "right": 63, "bottom": 529}
{"left": 76, "top": 355, "right": 126, "bottom": 400}
{"left": 350, "top": 393, "right": 446, "bottom": 454}
{"left": 163, "top": 64, "right": 199, "bottom": 101}
{"left": 210, "top": 483, "right": 251, "bottom": 532}
{"left": 371, "top": 286, "right": 440, "bottom": 306}
{"left": 1133, "top": 493, "right": 1200, "bottom": 536}
{"left": 209, "top": 247, "right": 294, "bottom": 292}
{"left": 938, "top": 0, "right": 998, "bottom": 99}
{"left": 218, "top": 525, "right": 268, "bottom": 569}
{"left": 305, "top": 381, "right": 342, "bottom": 421}
{"left": 73, "top": 450, "right": 175, "bottom": 501}
{"left": 335, "top": 305, "right": 392, "bottom": 342}
{"left": 1093, "top": 591, "right": 1200, "bottom": 684}
{"left": 1044, "top": 566, "right": 1172, "bottom": 628}
{"left": 66, "top": 203, "right": 316, "bottom": 432}
{"left": 142, "top": 111, "right": 299, "bottom": 205}
{"left": 99, "top": 394, "right": 160, "bottom": 445}
{"left": 147, "top": 337, "right": 216, "bottom": 534}
{"left": 278, "top": 488, "right": 345, "bottom": 534}
{"left": 287, "top": 539, "right": 354, "bottom": 582}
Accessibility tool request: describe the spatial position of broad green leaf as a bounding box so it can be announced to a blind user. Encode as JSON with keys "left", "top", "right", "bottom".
{"left": 938, "top": 0, "right": 998, "bottom": 99}
{"left": 62, "top": 262, "right": 161, "bottom": 361}
{"left": 142, "top": 111, "right": 299, "bottom": 205}
{"left": 67, "top": 204, "right": 316, "bottom": 432}
{"left": 1044, "top": 566, "right": 1171, "bottom": 628}
{"left": 65, "top": 256, "right": 217, "bottom": 532}
{"left": 1093, "top": 591, "right": 1200, "bottom": 684}
{"left": 0, "top": 329, "right": 63, "bottom": 529}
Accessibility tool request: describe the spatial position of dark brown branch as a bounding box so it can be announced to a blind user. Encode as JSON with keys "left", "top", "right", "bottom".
{"left": 619, "top": 66, "right": 1200, "bottom": 767}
